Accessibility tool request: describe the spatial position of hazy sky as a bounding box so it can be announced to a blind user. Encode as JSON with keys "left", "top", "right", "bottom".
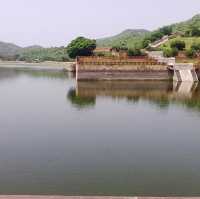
{"left": 0, "top": 0, "right": 200, "bottom": 47}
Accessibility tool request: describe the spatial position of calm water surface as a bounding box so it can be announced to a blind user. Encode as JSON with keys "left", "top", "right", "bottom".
{"left": 0, "top": 68, "right": 200, "bottom": 196}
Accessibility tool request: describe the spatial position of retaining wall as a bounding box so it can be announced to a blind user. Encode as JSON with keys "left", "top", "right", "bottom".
{"left": 76, "top": 57, "right": 170, "bottom": 81}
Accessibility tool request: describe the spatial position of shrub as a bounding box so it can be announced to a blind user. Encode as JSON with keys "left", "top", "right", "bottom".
{"left": 186, "top": 42, "right": 200, "bottom": 58}
{"left": 150, "top": 31, "right": 164, "bottom": 42}
{"left": 170, "top": 40, "right": 186, "bottom": 50}
{"left": 128, "top": 48, "right": 142, "bottom": 56}
{"left": 142, "top": 38, "right": 151, "bottom": 48}
{"left": 159, "top": 26, "right": 173, "bottom": 36}
{"left": 163, "top": 47, "right": 178, "bottom": 57}
{"left": 186, "top": 48, "right": 196, "bottom": 58}
{"left": 191, "top": 42, "right": 200, "bottom": 51}
{"left": 191, "top": 26, "right": 200, "bottom": 37}
{"left": 67, "top": 37, "right": 96, "bottom": 58}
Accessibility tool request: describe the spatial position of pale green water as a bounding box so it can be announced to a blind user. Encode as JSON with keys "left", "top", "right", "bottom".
{"left": 0, "top": 68, "right": 200, "bottom": 196}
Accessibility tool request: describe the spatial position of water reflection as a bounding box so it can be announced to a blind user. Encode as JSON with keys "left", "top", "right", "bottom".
{"left": 68, "top": 80, "right": 200, "bottom": 111}
{"left": 1, "top": 69, "right": 200, "bottom": 195}
{"left": 67, "top": 88, "right": 96, "bottom": 109}
{"left": 0, "top": 67, "right": 75, "bottom": 81}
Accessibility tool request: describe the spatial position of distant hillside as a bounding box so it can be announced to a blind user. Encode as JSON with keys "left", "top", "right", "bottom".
{"left": 97, "top": 14, "right": 200, "bottom": 49}
{"left": 0, "top": 41, "right": 22, "bottom": 58}
{"left": 0, "top": 41, "right": 70, "bottom": 62}
{"left": 0, "top": 42, "right": 44, "bottom": 60}
{"left": 97, "top": 29, "right": 150, "bottom": 48}
{"left": 18, "top": 47, "right": 70, "bottom": 62}
{"left": 171, "top": 14, "right": 200, "bottom": 34}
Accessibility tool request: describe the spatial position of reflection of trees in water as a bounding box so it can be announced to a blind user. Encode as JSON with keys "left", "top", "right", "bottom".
{"left": 16, "top": 70, "right": 74, "bottom": 79}
{"left": 67, "top": 88, "right": 96, "bottom": 109}
{"left": 0, "top": 68, "right": 18, "bottom": 81}
{"left": 0, "top": 68, "right": 75, "bottom": 81}
{"left": 127, "top": 95, "right": 170, "bottom": 109}
{"left": 125, "top": 88, "right": 200, "bottom": 110}
{"left": 75, "top": 81, "right": 200, "bottom": 111}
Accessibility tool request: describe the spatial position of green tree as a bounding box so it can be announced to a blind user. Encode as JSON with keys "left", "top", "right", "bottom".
{"left": 150, "top": 31, "right": 164, "bottom": 42}
{"left": 191, "top": 26, "right": 200, "bottom": 37}
{"left": 187, "top": 42, "right": 200, "bottom": 58}
{"left": 159, "top": 26, "right": 173, "bottom": 35}
{"left": 128, "top": 48, "right": 142, "bottom": 56}
{"left": 170, "top": 40, "right": 185, "bottom": 51}
{"left": 191, "top": 42, "right": 200, "bottom": 51}
{"left": 142, "top": 38, "right": 151, "bottom": 48}
{"left": 163, "top": 47, "right": 178, "bottom": 57}
{"left": 186, "top": 48, "right": 196, "bottom": 58}
{"left": 67, "top": 37, "right": 96, "bottom": 58}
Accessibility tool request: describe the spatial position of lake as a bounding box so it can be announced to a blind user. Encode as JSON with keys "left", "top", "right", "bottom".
{"left": 0, "top": 68, "right": 200, "bottom": 196}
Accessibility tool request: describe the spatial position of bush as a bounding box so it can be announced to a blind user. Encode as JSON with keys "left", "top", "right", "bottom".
{"left": 186, "top": 48, "right": 196, "bottom": 58}
{"left": 191, "top": 42, "right": 200, "bottom": 51}
{"left": 186, "top": 42, "right": 200, "bottom": 58}
{"left": 67, "top": 37, "right": 96, "bottom": 58}
{"left": 128, "top": 48, "right": 142, "bottom": 56}
{"left": 191, "top": 26, "right": 200, "bottom": 37}
{"left": 170, "top": 40, "right": 185, "bottom": 50}
{"left": 142, "top": 38, "right": 151, "bottom": 48}
{"left": 150, "top": 31, "right": 164, "bottom": 42}
{"left": 163, "top": 47, "right": 178, "bottom": 57}
{"left": 159, "top": 26, "right": 173, "bottom": 36}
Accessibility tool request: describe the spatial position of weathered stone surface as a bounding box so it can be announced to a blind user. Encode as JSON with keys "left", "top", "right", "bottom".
{"left": 77, "top": 71, "right": 171, "bottom": 81}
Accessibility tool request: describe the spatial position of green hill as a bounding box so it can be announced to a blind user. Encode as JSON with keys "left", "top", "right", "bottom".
{"left": 0, "top": 42, "right": 69, "bottom": 62}
{"left": 97, "top": 14, "right": 200, "bottom": 49}
{"left": 18, "top": 47, "right": 70, "bottom": 62}
{"left": 171, "top": 14, "right": 200, "bottom": 34}
{"left": 97, "top": 29, "right": 150, "bottom": 48}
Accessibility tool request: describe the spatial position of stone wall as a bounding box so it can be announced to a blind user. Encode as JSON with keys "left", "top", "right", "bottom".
{"left": 77, "top": 71, "right": 171, "bottom": 81}
{"left": 76, "top": 56, "right": 170, "bottom": 81}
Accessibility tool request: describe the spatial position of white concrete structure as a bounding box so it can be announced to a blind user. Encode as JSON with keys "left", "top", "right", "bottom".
{"left": 173, "top": 63, "right": 198, "bottom": 82}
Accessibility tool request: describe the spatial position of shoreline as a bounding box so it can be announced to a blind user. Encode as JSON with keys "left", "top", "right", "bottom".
{"left": 0, "top": 61, "right": 75, "bottom": 72}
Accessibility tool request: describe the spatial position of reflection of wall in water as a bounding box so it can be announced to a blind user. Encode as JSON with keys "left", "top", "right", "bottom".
{"left": 173, "top": 81, "right": 198, "bottom": 99}
{"left": 74, "top": 81, "right": 200, "bottom": 110}
{"left": 76, "top": 81, "right": 173, "bottom": 99}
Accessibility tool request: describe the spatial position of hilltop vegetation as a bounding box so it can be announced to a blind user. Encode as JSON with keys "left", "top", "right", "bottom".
{"left": 18, "top": 47, "right": 70, "bottom": 62}
{"left": 97, "top": 14, "right": 200, "bottom": 50}
{"left": 0, "top": 41, "right": 70, "bottom": 62}
{"left": 97, "top": 29, "right": 149, "bottom": 48}
{"left": 171, "top": 14, "right": 200, "bottom": 35}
